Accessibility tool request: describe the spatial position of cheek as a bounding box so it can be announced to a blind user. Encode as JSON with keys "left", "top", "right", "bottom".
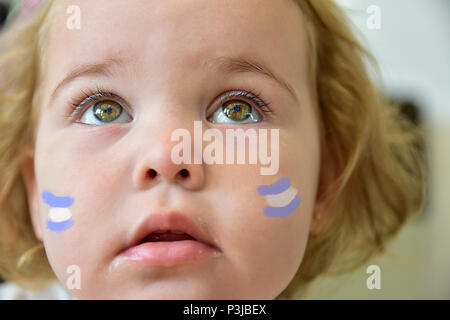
{"left": 208, "top": 131, "right": 319, "bottom": 287}
{"left": 35, "top": 121, "right": 131, "bottom": 204}
{"left": 34, "top": 129, "right": 131, "bottom": 282}
{"left": 222, "top": 176, "right": 314, "bottom": 245}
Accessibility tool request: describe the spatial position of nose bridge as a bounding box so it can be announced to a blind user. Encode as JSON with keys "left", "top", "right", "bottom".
{"left": 128, "top": 48, "right": 208, "bottom": 190}
{"left": 135, "top": 83, "right": 202, "bottom": 135}
{"left": 135, "top": 101, "right": 197, "bottom": 160}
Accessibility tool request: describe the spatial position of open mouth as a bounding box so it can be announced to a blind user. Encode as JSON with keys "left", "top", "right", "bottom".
{"left": 114, "top": 211, "right": 221, "bottom": 267}
{"left": 139, "top": 230, "right": 197, "bottom": 243}
{"left": 119, "top": 228, "right": 219, "bottom": 266}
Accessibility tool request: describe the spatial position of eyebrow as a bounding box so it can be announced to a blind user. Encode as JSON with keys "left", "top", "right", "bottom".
{"left": 49, "top": 55, "right": 299, "bottom": 105}
{"left": 49, "top": 58, "right": 127, "bottom": 104}
{"left": 205, "top": 55, "right": 299, "bottom": 102}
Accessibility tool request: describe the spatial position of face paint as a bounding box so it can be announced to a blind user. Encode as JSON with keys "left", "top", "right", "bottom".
{"left": 41, "top": 190, "right": 75, "bottom": 232}
{"left": 257, "top": 177, "right": 301, "bottom": 218}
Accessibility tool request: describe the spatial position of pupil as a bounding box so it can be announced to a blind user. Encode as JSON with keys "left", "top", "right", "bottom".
{"left": 233, "top": 106, "right": 241, "bottom": 112}
{"left": 107, "top": 107, "right": 113, "bottom": 114}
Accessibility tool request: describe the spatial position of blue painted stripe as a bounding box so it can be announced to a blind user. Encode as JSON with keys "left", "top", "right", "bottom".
{"left": 263, "top": 196, "right": 302, "bottom": 218}
{"left": 46, "top": 219, "right": 74, "bottom": 232}
{"left": 257, "top": 177, "right": 291, "bottom": 196}
{"left": 42, "top": 190, "right": 74, "bottom": 208}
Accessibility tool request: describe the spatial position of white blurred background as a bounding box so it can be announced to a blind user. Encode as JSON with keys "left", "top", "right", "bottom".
{"left": 305, "top": 0, "right": 450, "bottom": 299}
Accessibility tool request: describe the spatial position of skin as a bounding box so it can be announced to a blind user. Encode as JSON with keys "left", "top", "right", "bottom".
{"left": 21, "top": 0, "right": 332, "bottom": 299}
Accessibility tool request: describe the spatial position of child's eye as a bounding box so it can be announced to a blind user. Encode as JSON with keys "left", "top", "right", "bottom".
{"left": 210, "top": 101, "right": 260, "bottom": 123}
{"left": 79, "top": 100, "right": 132, "bottom": 125}
{"left": 208, "top": 90, "right": 272, "bottom": 124}
{"left": 69, "top": 89, "right": 133, "bottom": 125}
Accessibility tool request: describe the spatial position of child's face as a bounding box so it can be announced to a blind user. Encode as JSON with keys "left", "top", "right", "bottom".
{"left": 27, "top": 0, "right": 322, "bottom": 299}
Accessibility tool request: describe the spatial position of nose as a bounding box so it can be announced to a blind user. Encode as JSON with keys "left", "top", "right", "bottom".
{"left": 132, "top": 138, "right": 205, "bottom": 191}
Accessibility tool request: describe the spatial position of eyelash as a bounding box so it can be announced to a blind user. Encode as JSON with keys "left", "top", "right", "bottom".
{"left": 68, "top": 85, "right": 127, "bottom": 120}
{"left": 214, "top": 88, "right": 273, "bottom": 115}
{"left": 67, "top": 85, "right": 273, "bottom": 121}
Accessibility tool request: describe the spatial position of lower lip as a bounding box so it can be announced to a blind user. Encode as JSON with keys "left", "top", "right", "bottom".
{"left": 118, "top": 240, "right": 219, "bottom": 266}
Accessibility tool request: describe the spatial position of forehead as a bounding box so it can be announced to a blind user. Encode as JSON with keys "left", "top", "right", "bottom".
{"left": 45, "top": 0, "right": 309, "bottom": 94}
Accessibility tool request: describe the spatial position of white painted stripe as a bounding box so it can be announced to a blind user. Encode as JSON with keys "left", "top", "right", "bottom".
{"left": 265, "top": 187, "right": 298, "bottom": 207}
{"left": 48, "top": 208, "right": 72, "bottom": 222}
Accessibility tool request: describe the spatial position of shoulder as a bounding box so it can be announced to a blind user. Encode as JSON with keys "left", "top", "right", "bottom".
{"left": 0, "top": 281, "right": 75, "bottom": 300}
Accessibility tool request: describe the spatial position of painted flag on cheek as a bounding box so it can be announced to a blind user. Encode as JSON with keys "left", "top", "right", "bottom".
{"left": 42, "top": 190, "right": 75, "bottom": 232}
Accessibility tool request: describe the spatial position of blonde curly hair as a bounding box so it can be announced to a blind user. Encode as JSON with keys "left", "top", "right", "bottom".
{"left": 0, "top": 0, "right": 426, "bottom": 298}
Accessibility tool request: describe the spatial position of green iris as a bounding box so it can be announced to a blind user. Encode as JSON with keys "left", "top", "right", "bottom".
{"left": 222, "top": 101, "right": 252, "bottom": 121}
{"left": 93, "top": 101, "right": 122, "bottom": 122}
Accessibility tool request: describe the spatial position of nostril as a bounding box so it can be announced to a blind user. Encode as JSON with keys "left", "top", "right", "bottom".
{"left": 179, "top": 169, "right": 190, "bottom": 178}
{"left": 147, "top": 169, "right": 158, "bottom": 179}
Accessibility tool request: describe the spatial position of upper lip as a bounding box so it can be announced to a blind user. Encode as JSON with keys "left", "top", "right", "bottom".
{"left": 124, "top": 211, "right": 219, "bottom": 251}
